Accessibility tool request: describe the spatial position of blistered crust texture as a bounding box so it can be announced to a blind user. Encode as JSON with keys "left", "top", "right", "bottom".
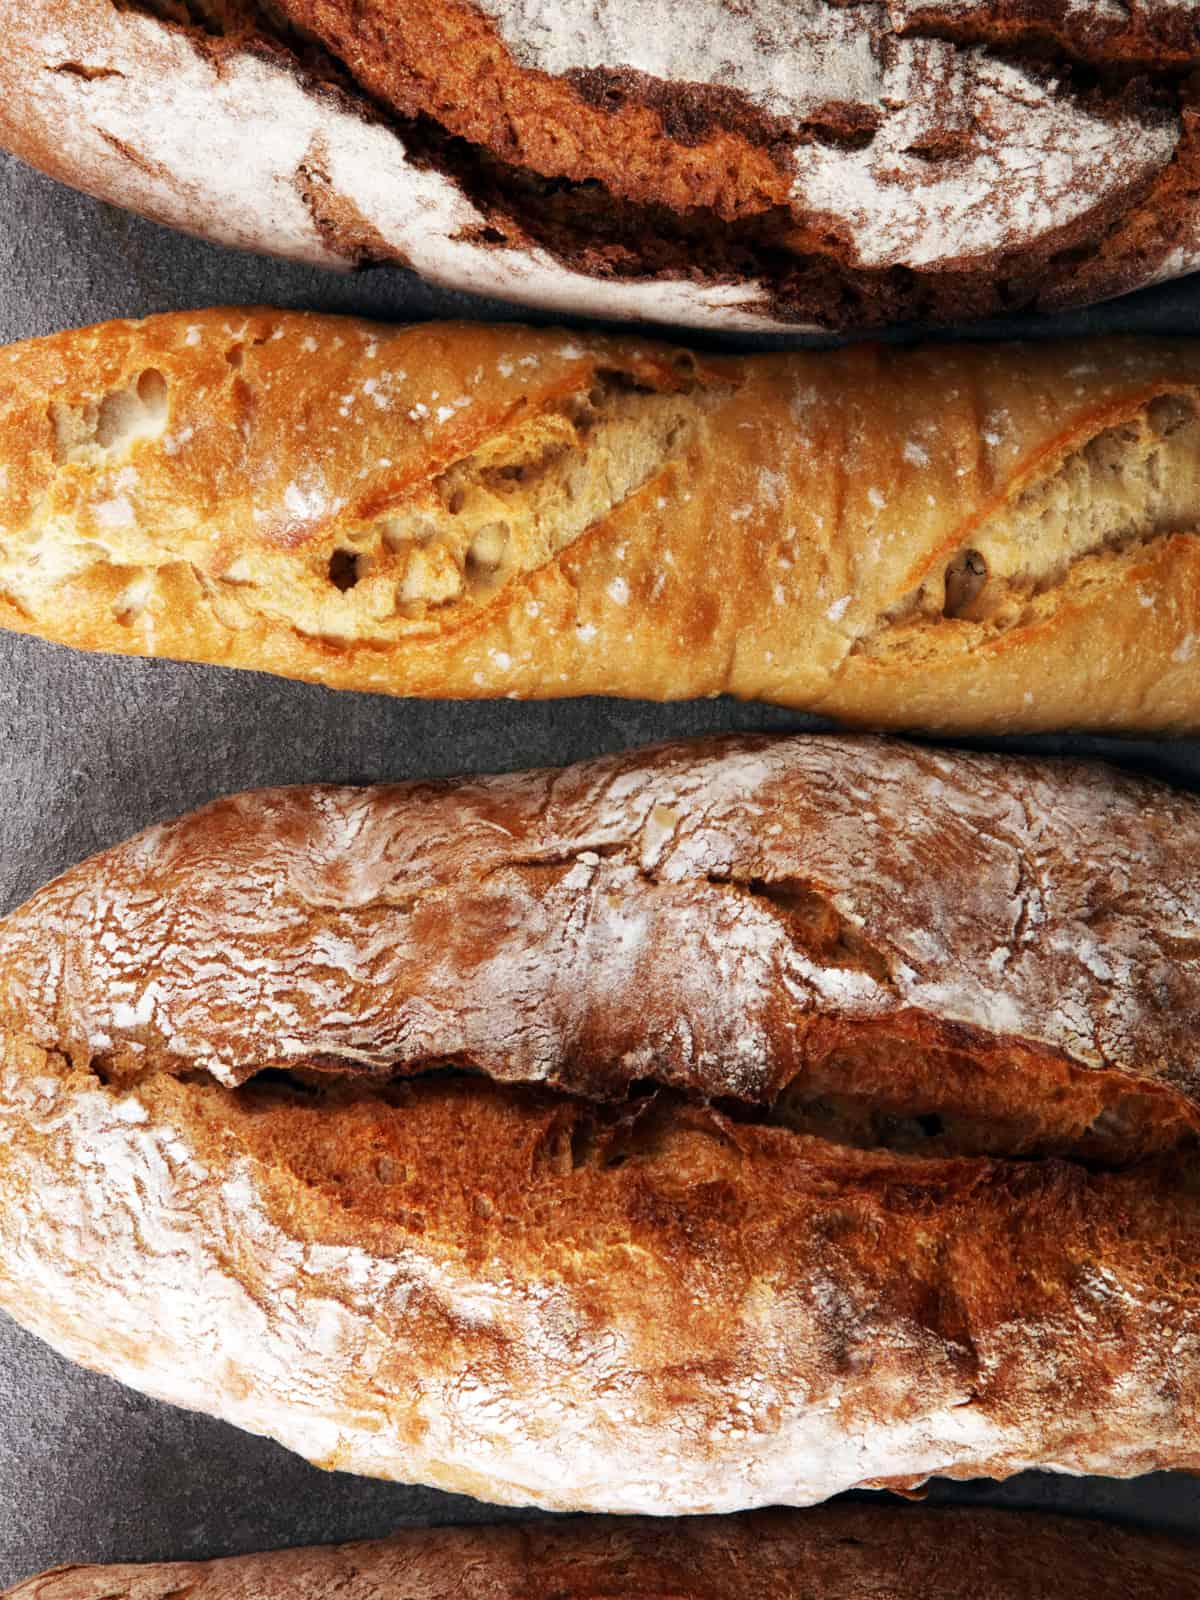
{"left": 2, "top": 736, "right": 1200, "bottom": 1511}
{"left": 0, "top": 0, "right": 1199, "bottom": 327}
{"left": 3, "top": 311, "right": 1200, "bottom": 731}
{"left": 7, "top": 1507, "right": 1200, "bottom": 1600}
{"left": 3, "top": 734, "right": 1200, "bottom": 1158}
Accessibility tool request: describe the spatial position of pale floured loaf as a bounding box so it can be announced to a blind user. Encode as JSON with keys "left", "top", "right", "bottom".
{"left": 2, "top": 310, "right": 1200, "bottom": 731}
{"left": 6, "top": 1508, "right": 1200, "bottom": 1600}
{"left": 2, "top": 735, "right": 1200, "bottom": 1512}
{"left": 1, "top": 2, "right": 1199, "bottom": 329}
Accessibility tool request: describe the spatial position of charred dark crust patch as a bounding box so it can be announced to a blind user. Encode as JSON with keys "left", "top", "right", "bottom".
{"left": 564, "top": 64, "right": 815, "bottom": 157}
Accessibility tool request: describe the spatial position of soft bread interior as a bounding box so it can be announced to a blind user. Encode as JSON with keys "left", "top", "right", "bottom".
{"left": 123, "top": 1067, "right": 1195, "bottom": 1253}
{"left": 202, "top": 1044, "right": 1194, "bottom": 1170}
{"left": 856, "top": 391, "right": 1200, "bottom": 661}
{"left": 327, "top": 372, "right": 701, "bottom": 625}
{"left": 28, "top": 979, "right": 1200, "bottom": 1174}
{"left": 768, "top": 1068, "right": 1189, "bottom": 1165}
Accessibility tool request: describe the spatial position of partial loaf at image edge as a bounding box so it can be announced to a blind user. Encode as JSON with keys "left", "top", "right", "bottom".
{"left": 5, "top": 1507, "right": 1200, "bottom": 1600}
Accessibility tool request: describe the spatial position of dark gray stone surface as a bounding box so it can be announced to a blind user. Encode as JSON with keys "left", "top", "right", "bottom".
{"left": 1, "top": 148, "right": 1198, "bottom": 1587}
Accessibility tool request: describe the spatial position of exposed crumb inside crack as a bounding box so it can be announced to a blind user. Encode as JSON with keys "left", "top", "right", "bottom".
{"left": 54, "top": 836, "right": 1200, "bottom": 1172}
{"left": 80, "top": 1021, "right": 1199, "bottom": 1174}
{"left": 21, "top": 361, "right": 709, "bottom": 642}
{"left": 767, "top": 1073, "right": 1190, "bottom": 1167}
{"left": 50, "top": 368, "right": 169, "bottom": 465}
{"left": 339, "top": 371, "right": 705, "bottom": 626}
{"left": 855, "top": 391, "right": 1200, "bottom": 658}
{"left": 732, "top": 877, "right": 895, "bottom": 988}
{"left": 189, "top": 367, "right": 706, "bottom": 639}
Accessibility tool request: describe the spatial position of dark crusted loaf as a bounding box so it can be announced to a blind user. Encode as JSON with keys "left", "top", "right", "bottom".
{"left": 1, "top": 2, "right": 1199, "bottom": 328}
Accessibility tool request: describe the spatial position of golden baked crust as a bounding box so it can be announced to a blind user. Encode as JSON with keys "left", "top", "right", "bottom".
{"left": 2, "top": 1, "right": 1200, "bottom": 328}
{"left": 7, "top": 1507, "right": 1199, "bottom": 1600}
{"left": 2, "top": 311, "right": 1200, "bottom": 731}
{"left": 2, "top": 736, "right": 1200, "bottom": 1511}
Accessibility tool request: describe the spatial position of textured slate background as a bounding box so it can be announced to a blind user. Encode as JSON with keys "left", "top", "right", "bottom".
{"left": 1, "top": 147, "right": 1199, "bottom": 1586}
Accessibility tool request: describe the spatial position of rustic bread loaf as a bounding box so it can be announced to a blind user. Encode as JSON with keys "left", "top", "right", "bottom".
{"left": 2, "top": 734, "right": 1200, "bottom": 1512}
{"left": 1, "top": 2, "right": 1199, "bottom": 329}
{"left": 7, "top": 1507, "right": 1199, "bottom": 1600}
{"left": 4, "top": 310, "right": 1200, "bottom": 731}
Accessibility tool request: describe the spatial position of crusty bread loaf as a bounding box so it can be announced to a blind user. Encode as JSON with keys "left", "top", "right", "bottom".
{"left": 3, "top": 734, "right": 1200, "bottom": 1512}
{"left": 7, "top": 1507, "right": 1199, "bottom": 1600}
{"left": 4, "top": 311, "right": 1200, "bottom": 731}
{"left": 1, "top": 2, "right": 1199, "bottom": 329}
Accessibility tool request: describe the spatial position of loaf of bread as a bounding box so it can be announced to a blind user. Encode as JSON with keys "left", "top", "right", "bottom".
{"left": 4, "top": 310, "right": 1200, "bottom": 731}
{"left": 7, "top": 1508, "right": 1199, "bottom": 1600}
{"left": 2, "top": 734, "right": 1200, "bottom": 1512}
{"left": 1, "top": 2, "right": 1199, "bottom": 330}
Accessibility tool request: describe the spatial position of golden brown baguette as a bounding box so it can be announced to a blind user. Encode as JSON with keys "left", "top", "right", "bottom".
{"left": 6, "top": 1508, "right": 1199, "bottom": 1600}
{"left": 3, "top": 311, "right": 1200, "bottom": 731}
{"left": 3, "top": 735, "right": 1200, "bottom": 1512}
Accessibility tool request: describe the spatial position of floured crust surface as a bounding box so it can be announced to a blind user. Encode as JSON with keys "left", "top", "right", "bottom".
{"left": 0, "top": 1, "right": 1199, "bottom": 328}
{"left": 7, "top": 1507, "right": 1200, "bottom": 1599}
{"left": 4, "top": 734, "right": 1200, "bottom": 1161}
{"left": 2, "top": 736, "right": 1200, "bottom": 1511}
{"left": 4, "top": 1002, "right": 1200, "bottom": 1511}
{"left": 3, "top": 310, "right": 1200, "bottom": 731}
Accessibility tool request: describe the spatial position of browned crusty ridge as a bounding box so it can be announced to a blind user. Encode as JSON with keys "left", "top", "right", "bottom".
{"left": 2, "top": 736, "right": 1200, "bottom": 1510}
{"left": 3, "top": 311, "right": 1200, "bottom": 731}
{"left": 7, "top": 1507, "right": 1200, "bottom": 1600}
{"left": 1, "top": 2, "right": 1199, "bottom": 328}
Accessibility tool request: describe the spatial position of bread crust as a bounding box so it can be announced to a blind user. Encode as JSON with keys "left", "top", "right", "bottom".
{"left": 0, "top": 2, "right": 1199, "bottom": 329}
{"left": 7, "top": 1507, "right": 1200, "bottom": 1600}
{"left": 3, "top": 734, "right": 1199, "bottom": 1158}
{"left": 2, "top": 736, "right": 1200, "bottom": 1511}
{"left": 3, "top": 311, "right": 1200, "bottom": 732}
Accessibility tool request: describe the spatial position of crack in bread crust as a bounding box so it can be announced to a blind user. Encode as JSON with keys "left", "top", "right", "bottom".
{"left": 4, "top": 735, "right": 1200, "bottom": 1512}
{"left": 3, "top": 321, "right": 714, "bottom": 647}
{"left": 3, "top": 1029, "right": 1200, "bottom": 1512}
{"left": 847, "top": 391, "right": 1200, "bottom": 667}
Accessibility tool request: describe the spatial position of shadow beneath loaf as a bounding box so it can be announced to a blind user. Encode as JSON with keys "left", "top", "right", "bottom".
{"left": 6, "top": 150, "right": 1200, "bottom": 362}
